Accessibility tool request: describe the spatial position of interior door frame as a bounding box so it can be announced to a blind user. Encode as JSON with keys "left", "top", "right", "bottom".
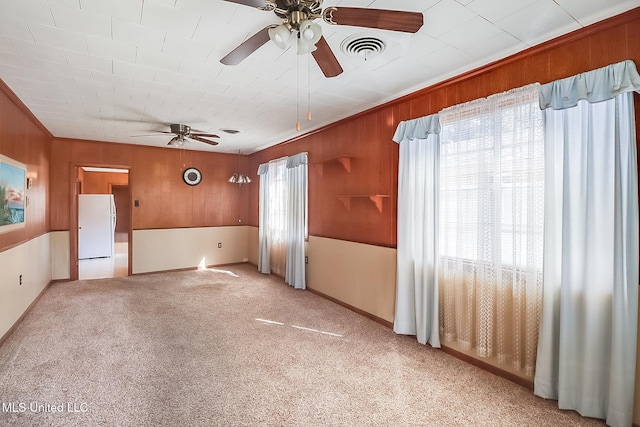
{"left": 69, "top": 162, "right": 132, "bottom": 281}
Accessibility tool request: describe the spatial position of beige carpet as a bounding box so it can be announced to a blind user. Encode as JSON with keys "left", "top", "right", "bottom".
{"left": 0, "top": 263, "right": 603, "bottom": 426}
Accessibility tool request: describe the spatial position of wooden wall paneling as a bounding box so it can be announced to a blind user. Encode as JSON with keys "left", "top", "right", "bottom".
{"left": 588, "top": 24, "right": 629, "bottom": 70}
{"left": 455, "top": 75, "right": 481, "bottom": 107}
{"left": 408, "top": 91, "right": 432, "bottom": 120}
{"left": 0, "top": 81, "right": 50, "bottom": 253}
{"left": 248, "top": 8, "right": 640, "bottom": 250}
{"left": 50, "top": 140, "right": 72, "bottom": 231}
{"left": 82, "top": 171, "right": 128, "bottom": 194}
{"left": 548, "top": 39, "right": 593, "bottom": 83}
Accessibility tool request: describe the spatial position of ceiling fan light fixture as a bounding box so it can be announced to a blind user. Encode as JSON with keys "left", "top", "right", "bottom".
{"left": 268, "top": 24, "right": 292, "bottom": 50}
{"left": 299, "top": 20, "right": 322, "bottom": 44}
{"left": 297, "top": 38, "right": 317, "bottom": 55}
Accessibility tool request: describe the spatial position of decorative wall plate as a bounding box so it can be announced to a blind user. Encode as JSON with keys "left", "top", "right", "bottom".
{"left": 183, "top": 167, "right": 202, "bottom": 186}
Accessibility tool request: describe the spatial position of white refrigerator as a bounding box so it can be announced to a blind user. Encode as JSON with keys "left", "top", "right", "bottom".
{"left": 78, "top": 194, "right": 117, "bottom": 259}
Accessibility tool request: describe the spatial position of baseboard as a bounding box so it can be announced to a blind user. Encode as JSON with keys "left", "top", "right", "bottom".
{"left": 0, "top": 280, "right": 55, "bottom": 348}
{"left": 131, "top": 261, "right": 250, "bottom": 276}
{"left": 439, "top": 344, "right": 534, "bottom": 390}
{"left": 306, "top": 287, "right": 393, "bottom": 329}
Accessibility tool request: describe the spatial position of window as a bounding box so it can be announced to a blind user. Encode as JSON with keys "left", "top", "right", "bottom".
{"left": 438, "top": 85, "right": 544, "bottom": 375}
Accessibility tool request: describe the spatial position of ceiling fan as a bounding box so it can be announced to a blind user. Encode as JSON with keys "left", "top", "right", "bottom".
{"left": 154, "top": 124, "right": 220, "bottom": 147}
{"left": 221, "top": 0, "right": 424, "bottom": 78}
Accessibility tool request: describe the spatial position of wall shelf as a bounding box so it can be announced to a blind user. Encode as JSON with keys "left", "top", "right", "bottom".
{"left": 315, "top": 155, "right": 355, "bottom": 177}
{"left": 337, "top": 194, "right": 389, "bottom": 213}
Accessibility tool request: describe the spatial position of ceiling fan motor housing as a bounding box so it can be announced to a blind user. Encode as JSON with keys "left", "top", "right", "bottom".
{"left": 274, "top": 0, "right": 323, "bottom": 29}
{"left": 170, "top": 123, "right": 191, "bottom": 135}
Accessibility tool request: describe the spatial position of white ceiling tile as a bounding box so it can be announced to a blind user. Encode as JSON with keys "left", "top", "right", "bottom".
{"left": 74, "top": 75, "right": 113, "bottom": 92}
{"left": 112, "top": 19, "right": 166, "bottom": 51}
{"left": 141, "top": 1, "right": 201, "bottom": 37}
{"left": 0, "top": 0, "right": 55, "bottom": 26}
{"left": 467, "top": 0, "right": 540, "bottom": 23}
{"left": 0, "top": 15, "right": 34, "bottom": 41}
{"left": 79, "top": 0, "right": 144, "bottom": 24}
{"left": 47, "top": 62, "right": 94, "bottom": 79}
{"left": 9, "top": 39, "right": 69, "bottom": 64}
{"left": 64, "top": 50, "right": 112, "bottom": 73}
{"left": 86, "top": 35, "right": 137, "bottom": 62}
{"left": 462, "top": 30, "right": 529, "bottom": 61}
{"left": 49, "top": 0, "right": 80, "bottom": 8}
{"left": 49, "top": 2, "right": 111, "bottom": 38}
{"left": 370, "top": 0, "right": 440, "bottom": 11}
{"left": 554, "top": 0, "right": 640, "bottom": 26}
{"left": 497, "top": 0, "right": 580, "bottom": 45}
{"left": 178, "top": 60, "right": 224, "bottom": 81}
{"left": 91, "top": 70, "right": 134, "bottom": 88}
{"left": 113, "top": 60, "right": 156, "bottom": 81}
{"left": 422, "top": 0, "right": 477, "bottom": 38}
{"left": 136, "top": 48, "right": 182, "bottom": 72}
{"left": 29, "top": 22, "right": 87, "bottom": 53}
{"left": 439, "top": 16, "right": 503, "bottom": 52}
{"left": 161, "top": 34, "right": 214, "bottom": 61}
{"left": 0, "top": 36, "right": 17, "bottom": 54}
{"left": 153, "top": 69, "right": 194, "bottom": 88}
{"left": 190, "top": 78, "right": 228, "bottom": 94}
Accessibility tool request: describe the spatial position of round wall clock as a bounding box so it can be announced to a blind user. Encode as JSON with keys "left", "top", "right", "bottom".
{"left": 183, "top": 167, "right": 202, "bottom": 186}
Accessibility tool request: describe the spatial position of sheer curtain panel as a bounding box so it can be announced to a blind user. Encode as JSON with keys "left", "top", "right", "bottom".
{"left": 534, "top": 60, "right": 640, "bottom": 427}
{"left": 257, "top": 153, "right": 308, "bottom": 289}
{"left": 438, "top": 84, "right": 545, "bottom": 376}
{"left": 257, "top": 163, "right": 271, "bottom": 274}
{"left": 393, "top": 114, "right": 442, "bottom": 347}
{"left": 285, "top": 152, "right": 308, "bottom": 289}
{"left": 257, "top": 157, "right": 288, "bottom": 276}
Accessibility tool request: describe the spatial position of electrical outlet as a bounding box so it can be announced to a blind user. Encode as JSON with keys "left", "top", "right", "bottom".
{"left": 218, "top": 242, "right": 222, "bottom": 248}
{"left": 305, "top": 256, "right": 308, "bottom": 264}
{"left": 19, "top": 274, "right": 22, "bottom": 285}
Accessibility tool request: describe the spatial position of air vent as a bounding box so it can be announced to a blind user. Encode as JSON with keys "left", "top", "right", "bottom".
{"left": 341, "top": 35, "right": 386, "bottom": 60}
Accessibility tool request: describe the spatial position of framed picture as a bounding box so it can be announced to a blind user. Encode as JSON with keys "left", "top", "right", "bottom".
{"left": 0, "top": 154, "right": 26, "bottom": 233}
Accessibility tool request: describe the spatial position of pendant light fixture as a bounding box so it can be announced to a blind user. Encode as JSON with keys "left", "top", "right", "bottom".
{"left": 228, "top": 150, "right": 252, "bottom": 186}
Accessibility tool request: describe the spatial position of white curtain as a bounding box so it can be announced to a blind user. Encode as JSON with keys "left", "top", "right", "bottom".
{"left": 285, "top": 152, "right": 308, "bottom": 289}
{"left": 534, "top": 60, "right": 640, "bottom": 427}
{"left": 438, "top": 83, "right": 545, "bottom": 376}
{"left": 257, "top": 163, "right": 271, "bottom": 274}
{"left": 257, "top": 153, "right": 308, "bottom": 289}
{"left": 393, "top": 114, "right": 441, "bottom": 347}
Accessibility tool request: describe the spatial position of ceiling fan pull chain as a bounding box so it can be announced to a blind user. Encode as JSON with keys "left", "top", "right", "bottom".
{"left": 296, "top": 52, "right": 301, "bottom": 131}
{"left": 307, "top": 52, "right": 312, "bottom": 121}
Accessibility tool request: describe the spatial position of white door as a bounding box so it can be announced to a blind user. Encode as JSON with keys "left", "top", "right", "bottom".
{"left": 78, "top": 194, "right": 115, "bottom": 259}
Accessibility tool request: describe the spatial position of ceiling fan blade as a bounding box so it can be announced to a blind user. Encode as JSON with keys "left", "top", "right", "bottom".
{"left": 311, "top": 36, "right": 343, "bottom": 78}
{"left": 324, "top": 8, "right": 424, "bottom": 33}
{"left": 191, "top": 132, "right": 221, "bottom": 139}
{"left": 222, "top": 0, "right": 268, "bottom": 8}
{"left": 221, "top": 26, "right": 272, "bottom": 66}
{"left": 189, "top": 135, "right": 219, "bottom": 146}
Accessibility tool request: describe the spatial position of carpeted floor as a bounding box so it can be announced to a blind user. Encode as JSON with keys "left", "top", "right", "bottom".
{"left": 0, "top": 263, "right": 603, "bottom": 426}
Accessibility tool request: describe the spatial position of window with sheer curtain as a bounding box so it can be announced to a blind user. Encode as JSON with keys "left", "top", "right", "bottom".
{"left": 257, "top": 153, "right": 308, "bottom": 289}
{"left": 267, "top": 158, "right": 288, "bottom": 277}
{"left": 438, "top": 84, "right": 545, "bottom": 376}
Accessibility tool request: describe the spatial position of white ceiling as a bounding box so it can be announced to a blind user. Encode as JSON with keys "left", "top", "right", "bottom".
{"left": 0, "top": 0, "right": 637, "bottom": 153}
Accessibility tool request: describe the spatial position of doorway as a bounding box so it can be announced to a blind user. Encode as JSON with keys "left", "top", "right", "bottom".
{"left": 72, "top": 165, "right": 131, "bottom": 281}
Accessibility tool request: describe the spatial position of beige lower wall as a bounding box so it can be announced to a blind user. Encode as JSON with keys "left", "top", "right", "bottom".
{"left": 133, "top": 226, "right": 250, "bottom": 274}
{"left": 0, "top": 233, "right": 52, "bottom": 339}
{"left": 50, "top": 231, "right": 70, "bottom": 280}
{"left": 306, "top": 236, "right": 396, "bottom": 323}
{"left": 248, "top": 228, "right": 397, "bottom": 321}
{"left": 248, "top": 226, "right": 259, "bottom": 266}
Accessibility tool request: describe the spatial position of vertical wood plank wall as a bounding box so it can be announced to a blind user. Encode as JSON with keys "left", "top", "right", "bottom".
{"left": 0, "top": 81, "right": 50, "bottom": 253}
{"left": 80, "top": 171, "right": 129, "bottom": 194}
{"left": 247, "top": 8, "right": 640, "bottom": 250}
{"left": 50, "top": 139, "right": 249, "bottom": 232}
